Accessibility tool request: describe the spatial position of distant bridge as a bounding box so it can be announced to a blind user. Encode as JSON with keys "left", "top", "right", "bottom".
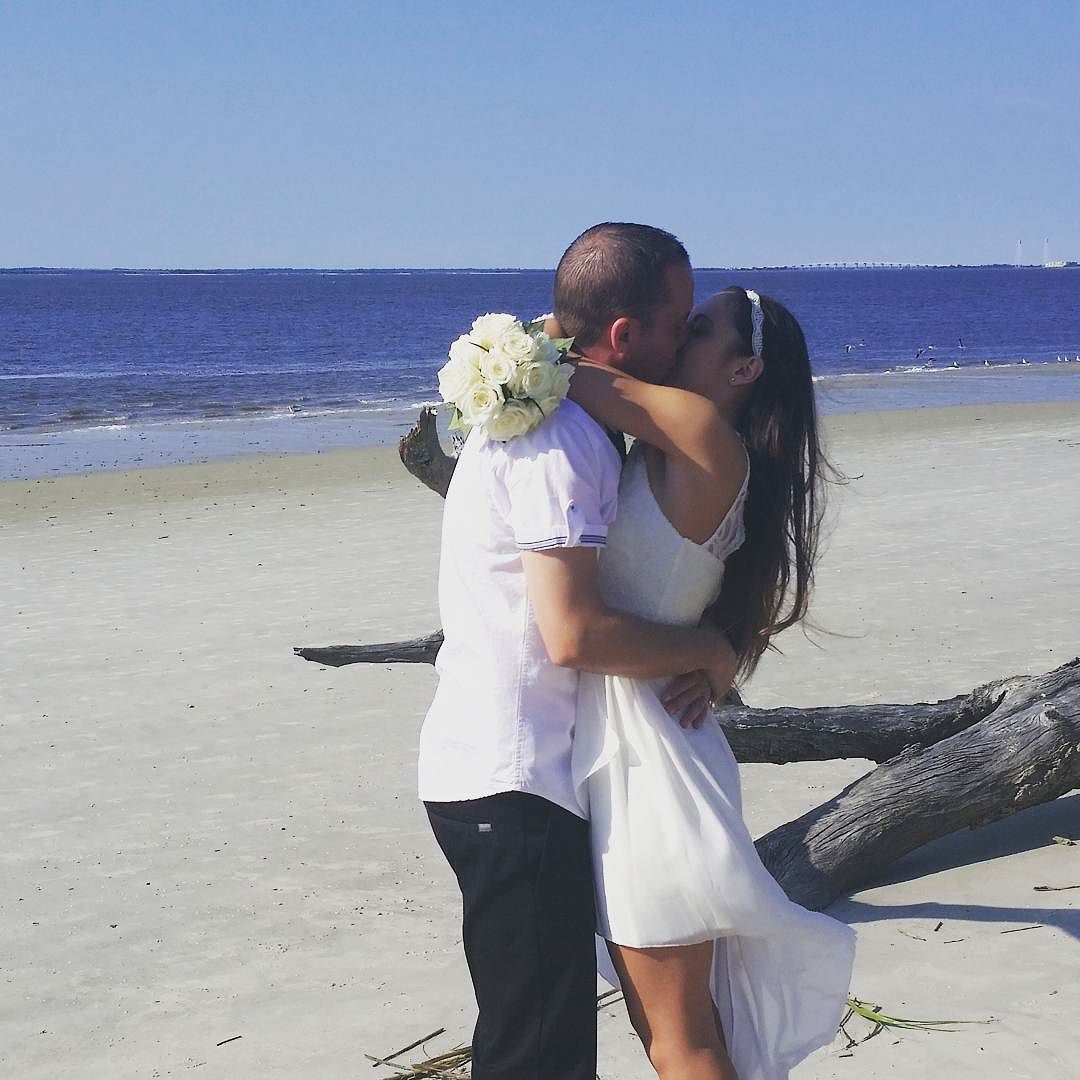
{"left": 786, "top": 262, "right": 936, "bottom": 270}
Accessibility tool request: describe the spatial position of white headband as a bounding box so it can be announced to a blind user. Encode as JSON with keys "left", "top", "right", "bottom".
{"left": 745, "top": 289, "right": 764, "bottom": 356}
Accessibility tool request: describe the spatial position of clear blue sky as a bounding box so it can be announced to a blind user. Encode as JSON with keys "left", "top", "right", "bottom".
{"left": 3, "top": 1, "right": 1078, "bottom": 268}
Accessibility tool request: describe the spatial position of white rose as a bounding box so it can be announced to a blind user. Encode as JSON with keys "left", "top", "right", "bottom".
{"left": 448, "top": 334, "right": 487, "bottom": 370}
{"left": 510, "top": 359, "right": 557, "bottom": 400}
{"left": 459, "top": 381, "right": 503, "bottom": 427}
{"left": 470, "top": 313, "right": 518, "bottom": 349}
{"left": 485, "top": 398, "right": 542, "bottom": 441}
{"left": 480, "top": 347, "right": 518, "bottom": 387}
{"left": 437, "top": 353, "right": 484, "bottom": 404}
{"left": 496, "top": 327, "right": 538, "bottom": 363}
{"left": 536, "top": 396, "right": 564, "bottom": 417}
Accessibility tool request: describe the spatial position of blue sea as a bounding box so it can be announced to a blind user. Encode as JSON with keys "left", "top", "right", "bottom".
{"left": 2, "top": 266, "right": 1079, "bottom": 476}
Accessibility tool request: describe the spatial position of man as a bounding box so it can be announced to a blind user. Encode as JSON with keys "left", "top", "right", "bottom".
{"left": 418, "top": 223, "right": 734, "bottom": 1080}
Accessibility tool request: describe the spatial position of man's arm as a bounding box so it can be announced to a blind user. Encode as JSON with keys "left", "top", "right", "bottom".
{"left": 522, "top": 547, "right": 735, "bottom": 698}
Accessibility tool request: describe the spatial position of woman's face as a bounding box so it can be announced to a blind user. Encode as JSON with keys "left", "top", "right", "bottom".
{"left": 669, "top": 292, "right": 746, "bottom": 389}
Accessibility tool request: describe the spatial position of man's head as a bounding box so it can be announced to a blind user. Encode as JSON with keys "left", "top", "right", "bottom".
{"left": 553, "top": 222, "right": 694, "bottom": 382}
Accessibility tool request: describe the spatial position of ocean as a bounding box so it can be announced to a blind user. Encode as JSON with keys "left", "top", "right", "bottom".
{"left": 2, "top": 266, "right": 1079, "bottom": 477}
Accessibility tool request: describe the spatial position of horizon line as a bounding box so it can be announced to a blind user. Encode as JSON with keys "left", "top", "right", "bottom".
{"left": 3, "top": 262, "right": 1071, "bottom": 274}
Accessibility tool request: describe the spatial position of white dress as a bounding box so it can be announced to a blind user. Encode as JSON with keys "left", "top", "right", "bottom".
{"left": 572, "top": 443, "right": 856, "bottom": 1080}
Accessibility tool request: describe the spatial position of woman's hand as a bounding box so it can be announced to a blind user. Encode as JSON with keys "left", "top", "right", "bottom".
{"left": 661, "top": 670, "right": 714, "bottom": 729}
{"left": 662, "top": 631, "right": 736, "bottom": 729}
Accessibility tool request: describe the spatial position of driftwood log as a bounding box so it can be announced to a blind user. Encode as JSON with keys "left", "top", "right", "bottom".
{"left": 296, "top": 409, "right": 1080, "bottom": 910}
{"left": 756, "top": 663, "right": 1080, "bottom": 908}
{"left": 398, "top": 407, "right": 456, "bottom": 498}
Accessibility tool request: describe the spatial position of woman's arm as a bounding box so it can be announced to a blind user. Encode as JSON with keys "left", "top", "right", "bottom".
{"left": 567, "top": 360, "right": 735, "bottom": 471}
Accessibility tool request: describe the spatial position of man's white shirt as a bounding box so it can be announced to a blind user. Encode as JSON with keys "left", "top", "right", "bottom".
{"left": 418, "top": 399, "right": 622, "bottom": 819}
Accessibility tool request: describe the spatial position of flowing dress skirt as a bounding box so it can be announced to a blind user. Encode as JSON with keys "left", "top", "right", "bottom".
{"left": 573, "top": 673, "right": 857, "bottom": 1080}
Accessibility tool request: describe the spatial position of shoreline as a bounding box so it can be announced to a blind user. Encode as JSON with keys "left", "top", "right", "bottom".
{"left": 0, "top": 408, "right": 423, "bottom": 482}
{"left": 4, "top": 399, "right": 1079, "bottom": 528}
{"left": 4, "top": 365, "right": 1080, "bottom": 482}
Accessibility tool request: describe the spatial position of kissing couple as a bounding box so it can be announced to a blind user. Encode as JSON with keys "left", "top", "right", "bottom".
{"left": 418, "top": 223, "right": 856, "bottom": 1080}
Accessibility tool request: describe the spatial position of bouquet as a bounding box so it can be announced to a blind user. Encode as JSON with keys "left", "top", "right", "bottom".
{"left": 437, "top": 313, "right": 575, "bottom": 441}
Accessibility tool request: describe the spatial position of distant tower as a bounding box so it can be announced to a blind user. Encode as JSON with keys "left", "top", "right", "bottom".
{"left": 1044, "top": 237, "right": 1050, "bottom": 264}
{"left": 1016, "top": 239, "right": 1023, "bottom": 266}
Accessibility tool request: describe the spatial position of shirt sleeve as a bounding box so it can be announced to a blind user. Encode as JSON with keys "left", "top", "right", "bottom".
{"left": 500, "top": 414, "right": 620, "bottom": 551}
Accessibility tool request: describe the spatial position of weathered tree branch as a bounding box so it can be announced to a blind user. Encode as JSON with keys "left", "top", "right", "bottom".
{"left": 718, "top": 676, "right": 1015, "bottom": 764}
{"left": 294, "top": 629, "right": 1020, "bottom": 766}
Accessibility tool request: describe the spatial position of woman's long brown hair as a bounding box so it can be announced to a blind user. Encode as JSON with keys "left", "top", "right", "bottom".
{"left": 705, "top": 286, "right": 831, "bottom": 682}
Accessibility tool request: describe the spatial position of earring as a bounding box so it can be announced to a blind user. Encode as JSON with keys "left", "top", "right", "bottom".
{"left": 729, "top": 377, "right": 738, "bottom": 385}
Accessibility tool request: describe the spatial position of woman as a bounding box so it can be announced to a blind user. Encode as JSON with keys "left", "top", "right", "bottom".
{"left": 563, "top": 287, "right": 856, "bottom": 1080}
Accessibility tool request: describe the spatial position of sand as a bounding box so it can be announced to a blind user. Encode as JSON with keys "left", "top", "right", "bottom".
{"left": 2, "top": 402, "right": 1078, "bottom": 1079}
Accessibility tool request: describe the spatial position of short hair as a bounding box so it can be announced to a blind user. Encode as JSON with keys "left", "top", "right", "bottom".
{"left": 553, "top": 223, "right": 690, "bottom": 347}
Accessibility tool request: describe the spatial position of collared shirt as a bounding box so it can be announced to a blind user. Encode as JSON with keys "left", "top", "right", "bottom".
{"left": 418, "top": 399, "right": 622, "bottom": 819}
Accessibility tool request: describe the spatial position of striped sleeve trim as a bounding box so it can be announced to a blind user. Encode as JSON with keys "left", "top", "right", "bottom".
{"left": 517, "top": 533, "right": 608, "bottom": 551}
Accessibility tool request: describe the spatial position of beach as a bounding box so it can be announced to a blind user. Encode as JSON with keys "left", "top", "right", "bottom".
{"left": 2, "top": 400, "right": 1079, "bottom": 1079}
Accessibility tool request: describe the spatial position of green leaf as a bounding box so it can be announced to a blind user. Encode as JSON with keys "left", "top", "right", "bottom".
{"left": 448, "top": 408, "right": 470, "bottom": 433}
{"left": 845, "top": 995, "right": 993, "bottom": 1032}
{"left": 553, "top": 336, "right": 575, "bottom": 353}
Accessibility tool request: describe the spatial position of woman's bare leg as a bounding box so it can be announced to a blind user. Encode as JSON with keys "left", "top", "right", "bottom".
{"left": 607, "top": 940, "right": 739, "bottom": 1080}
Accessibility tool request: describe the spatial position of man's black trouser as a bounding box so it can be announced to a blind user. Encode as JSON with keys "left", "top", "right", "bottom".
{"left": 425, "top": 791, "right": 597, "bottom": 1080}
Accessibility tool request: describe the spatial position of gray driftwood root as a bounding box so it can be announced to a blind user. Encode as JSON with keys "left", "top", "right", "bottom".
{"left": 296, "top": 409, "right": 1080, "bottom": 908}
{"left": 757, "top": 659, "right": 1080, "bottom": 909}
{"left": 398, "top": 406, "right": 456, "bottom": 498}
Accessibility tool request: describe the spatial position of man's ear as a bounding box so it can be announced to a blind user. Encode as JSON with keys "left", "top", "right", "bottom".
{"left": 607, "top": 316, "right": 635, "bottom": 364}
